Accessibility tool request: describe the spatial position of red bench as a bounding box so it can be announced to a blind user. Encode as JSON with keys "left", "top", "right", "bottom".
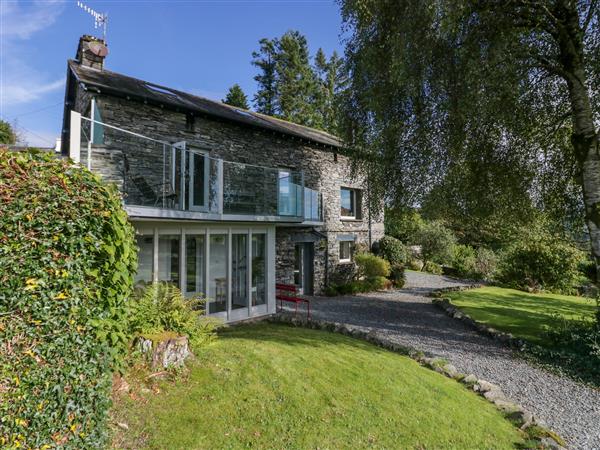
{"left": 276, "top": 283, "right": 311, "bottom": 319}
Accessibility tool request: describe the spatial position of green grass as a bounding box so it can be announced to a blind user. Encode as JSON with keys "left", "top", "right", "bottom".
{"left": 112, "top": 323, "right": 524, "bottom": 449}
{"left": 448, "top": 286, "right": 597, "bottom": 347}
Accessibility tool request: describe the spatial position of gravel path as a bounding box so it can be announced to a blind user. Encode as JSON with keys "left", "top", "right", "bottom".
{"left": 288, "top": 271, "right": 600, "bottom": 449}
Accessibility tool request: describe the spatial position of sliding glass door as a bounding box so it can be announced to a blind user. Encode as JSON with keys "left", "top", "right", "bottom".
{"left": 134, "top": 225, "right": 273, "bottom": 321}
{"left": 208, "top": 233, "right": 228, "bottom": 315}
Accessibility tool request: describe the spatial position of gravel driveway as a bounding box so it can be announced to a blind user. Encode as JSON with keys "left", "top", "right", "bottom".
{"left": 288, "top": 271, "right": 600, "bottom": 449}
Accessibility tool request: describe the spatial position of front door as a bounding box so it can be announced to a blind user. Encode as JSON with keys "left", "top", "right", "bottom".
{"left": 294, "top": 242, "right": 314, "bottom": 295}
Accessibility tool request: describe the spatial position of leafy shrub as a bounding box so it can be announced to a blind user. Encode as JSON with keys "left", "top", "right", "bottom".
{"left": 579, "top": 259, "right": 598, "bottom": 283}
{"left": 389, "top": 264, "right": 406, "bottom": 288}
{"left": 423, "top": 261, "right": 443, "bottom": 275}
{"left": 129, "top": 283, "right": 219, "bottom": 352}
{"left": 451, "top": 245, "right": 498, "bottom": 280}
{"left": 498, "top": 230, "right": 583, "bottom": 293}
{"left": 451, "top": 244, "right": 477, "bottom": 278}
{"left": 408, "top": 259, "right": 423, "bottom": 271}
{"left": 324, "top": 285, "right": 339, "bottom": 296}
{"left": 354, "top": 253, "right": 390, "bottom": 279}
{"left": 376, "top": 235, "right": 408, "bottom": 266}
{"left": 325, "top": 276, "right": 392, "bottom": 296}
{"left": 540, "top": 314, "right": 600, "bottom": 385}
{"left": 473, "top": 247, "right": 498, "bottom": 280}
{"left": 0, "top": 150, "right": 137, "bottom": 449}
{"left": 416, "top": 221, "right": 456, "bottom": 266}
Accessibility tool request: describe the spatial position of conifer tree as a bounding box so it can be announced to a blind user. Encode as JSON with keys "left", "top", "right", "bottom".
{"left": 222, "top": 84, "right": 250, "bottom": 109}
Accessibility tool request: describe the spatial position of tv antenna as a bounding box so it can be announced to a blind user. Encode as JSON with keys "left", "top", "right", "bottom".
{"left": 77, "top": 1, "right": 108, "bottom": 42}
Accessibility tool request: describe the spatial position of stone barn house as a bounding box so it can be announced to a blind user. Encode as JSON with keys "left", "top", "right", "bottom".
{"left": 61, "top": 35, "right": 384, "bottom": 322}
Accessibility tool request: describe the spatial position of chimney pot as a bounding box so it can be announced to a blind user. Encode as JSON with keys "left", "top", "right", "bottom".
{"left": 76, "top": 35, "right": 108, "bottom": 70}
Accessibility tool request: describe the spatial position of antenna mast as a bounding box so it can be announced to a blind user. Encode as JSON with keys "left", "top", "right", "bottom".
{"left": 77, "top": 1, "right": 108, "bottom": 42}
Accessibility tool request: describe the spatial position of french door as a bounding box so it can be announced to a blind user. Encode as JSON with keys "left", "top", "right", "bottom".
{"left": 172, "top": 142, "right": 209, "bottom": 211}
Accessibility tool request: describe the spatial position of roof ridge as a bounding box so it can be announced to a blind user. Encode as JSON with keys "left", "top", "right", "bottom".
{"left": 70, "top": 60, "right": 342, "bottom": 147}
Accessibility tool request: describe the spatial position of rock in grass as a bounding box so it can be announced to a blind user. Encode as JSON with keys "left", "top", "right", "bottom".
{"left": 475, "top": 380, "right": 501, "bottom": 393}
{"left": 462, "top": 374, "right": 478, "bottom": 385}
{"left": 442, "top": 364, "right": 459, "bottom": 378}
{"left": 483, "top": 389, "right": 506, "bottom": 402}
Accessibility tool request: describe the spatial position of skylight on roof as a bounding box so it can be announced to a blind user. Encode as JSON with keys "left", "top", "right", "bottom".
{"left": 234, "top": 108, "right": 254, "bottom": 118}
{"left": 145, "top": 83, "right": 177, "bottom": 96}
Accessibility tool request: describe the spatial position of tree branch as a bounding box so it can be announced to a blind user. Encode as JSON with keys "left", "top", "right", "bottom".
{"left": 583, "top": 0, "right": 598, "bottom": 32}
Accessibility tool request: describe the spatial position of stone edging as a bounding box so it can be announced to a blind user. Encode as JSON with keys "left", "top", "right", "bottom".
{"left": 267, "top": 313, "right": 565, "bottom": 449}
{"left": 430, "top": 286, "right": 528, "bottom": 350}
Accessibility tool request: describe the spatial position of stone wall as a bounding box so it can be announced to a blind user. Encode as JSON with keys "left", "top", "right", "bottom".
{"left": 72, "top": 87, "right": 384, "bottom": 293}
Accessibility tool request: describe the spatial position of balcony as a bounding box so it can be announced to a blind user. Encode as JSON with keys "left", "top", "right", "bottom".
{"left": 70, "top": 112, "right": 323, "bottom": 223}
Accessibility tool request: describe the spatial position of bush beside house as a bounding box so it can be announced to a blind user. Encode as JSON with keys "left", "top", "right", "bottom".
{"left": 0, "top": 150, "right": 137, "bottom": 449}
{"left": 325, "top": 253, "right": 392, "bottom": 295}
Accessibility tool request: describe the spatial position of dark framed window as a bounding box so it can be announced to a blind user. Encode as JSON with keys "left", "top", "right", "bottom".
{"left": 340, "top": 187, "right": 361, "bottom": 219}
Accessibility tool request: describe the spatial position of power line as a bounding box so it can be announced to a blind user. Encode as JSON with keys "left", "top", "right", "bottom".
{"left": 0, "top": 114, "right": 56, "bottom": 146}
{"left": 10, "top": 101, "right": 64, "bottom": 119}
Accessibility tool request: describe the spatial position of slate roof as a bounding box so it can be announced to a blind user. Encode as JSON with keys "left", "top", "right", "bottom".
{"left": 68, "top": 60, "right": 342, "bottom": 148}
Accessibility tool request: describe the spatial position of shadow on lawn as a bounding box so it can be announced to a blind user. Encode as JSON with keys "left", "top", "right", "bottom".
{"left": 452, "top": 291, "right": 600, "bottom": 387}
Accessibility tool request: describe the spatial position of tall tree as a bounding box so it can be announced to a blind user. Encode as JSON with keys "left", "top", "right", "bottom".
{"left": 0, "top": 120, "right": 16, "bottom": 145}
{"left": 339, "top": 0, "right": 600, "bottom": 275}
{"left": 222, "top": 84, "right": 250, "bottom": 109}
{"left": 274, "top": 30, "right": 320, "bottom": 127}
{"left": 252, "top": 38, "right": 278, "bottom": 116}
{"left": 314, "top": 49, "right": 345, "bottom": 133}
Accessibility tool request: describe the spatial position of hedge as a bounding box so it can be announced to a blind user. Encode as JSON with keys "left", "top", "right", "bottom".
{"left": 0, "top": 150, "right": 137, "bottom": 449}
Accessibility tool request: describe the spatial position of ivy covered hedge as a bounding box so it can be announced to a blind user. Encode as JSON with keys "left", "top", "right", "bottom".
{"left": 0, "top": 150, "right": 137, "bottom": 449}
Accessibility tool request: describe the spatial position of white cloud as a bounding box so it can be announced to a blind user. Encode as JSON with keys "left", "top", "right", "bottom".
{"left": 2, "top": 78, "right": 64, "bottom": 106}
{"left": 0, "top": 0, "right": 66, "bottom": 110}
{"left": 0, "top": 0, "right": 64, "bottom": 39}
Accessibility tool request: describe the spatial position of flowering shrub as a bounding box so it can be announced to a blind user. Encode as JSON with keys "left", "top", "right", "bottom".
{"left": 0, "top": 150, "right": 137, "bottom": 449}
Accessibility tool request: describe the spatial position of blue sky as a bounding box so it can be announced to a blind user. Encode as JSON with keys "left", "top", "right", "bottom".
{"left": 0, "top": 0, "right": 344, "bottom": 147}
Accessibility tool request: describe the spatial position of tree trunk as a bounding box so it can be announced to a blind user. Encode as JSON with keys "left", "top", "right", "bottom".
{"left": 555, "top": 3, "right": 600, "bottom": 280}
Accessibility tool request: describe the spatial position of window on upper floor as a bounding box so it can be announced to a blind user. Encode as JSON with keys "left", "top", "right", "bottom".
{"left": 340, "top": 187, "right": 362, "bottom": 220}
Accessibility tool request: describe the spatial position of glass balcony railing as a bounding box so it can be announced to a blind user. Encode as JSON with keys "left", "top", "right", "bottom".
{"left": 76, "top": 115, "right": 322, "bottom": 221}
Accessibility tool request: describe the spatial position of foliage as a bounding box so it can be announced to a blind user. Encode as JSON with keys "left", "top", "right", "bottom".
{"left": 407, "top": 259, "right": 423, "bottom": 271}
{"left": 473, "top": 247, "right": 498, "bottom": 281}
{"left": 0, "top": 119, "right": 16, "bottom": 145}
{"left": 449, "top": 287, "right": 599, "bottom": 385}
{"left": 252, "top": 31, "right": 345, "bottom": 132}
{"left": 222, "top": 84, "right": 249, "bottom": 109}
{"left": 129, "top": 283, "right": 219, "bottom": 352}
{"left": 384, "top": 207, "right": 424, "bottom": 244}
{"left": 0, "top": 149, "right": 137, "bottom": 449}
{"left": 498, "top": 228, "right": 584, "bottom": 293}
{"left": 112, "top": 324, "right": 524, "bottom": 448}
{"left": 452, "top": 245, "right": 498, "bottom": 280}
{"left": 354, "top": 252, "right": 390, "bottom": 279}
{"left": 542, "top": 315, "right": 600, "bottom": 385}
{"left": 376, "top": 235, "right": 408, "bottom": 266}
{"left": 338, "top": 0, "right": 600, "bottom": 278}
{"left": 423, "top": 261, "right": 443, "bottom": 275}
{"left": 416, "top": 221, "right": 456, "bottom": 266}
{"left": 451, "top": 245, "right": 477, "bottom": 278}
{"left": 389, "top": 264, "right": 406, "bottom": 288}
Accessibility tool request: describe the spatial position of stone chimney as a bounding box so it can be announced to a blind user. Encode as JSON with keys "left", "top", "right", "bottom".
{"left": 75, "top": 35, "right": 108, "bottom": 70}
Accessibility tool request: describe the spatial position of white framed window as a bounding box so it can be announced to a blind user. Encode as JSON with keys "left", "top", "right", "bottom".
{"left": 340, "top": 187, "right": 361, "bottom": 219}
{"left": 339, "top": 240, "right": 354, "bottom": 263}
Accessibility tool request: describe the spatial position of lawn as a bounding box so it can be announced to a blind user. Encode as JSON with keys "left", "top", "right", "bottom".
{"left": 447, "top": 286, "right": 597, "bottom": 347}
{"left": 111, "top": 323, "right": 523, "bottom": 449}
